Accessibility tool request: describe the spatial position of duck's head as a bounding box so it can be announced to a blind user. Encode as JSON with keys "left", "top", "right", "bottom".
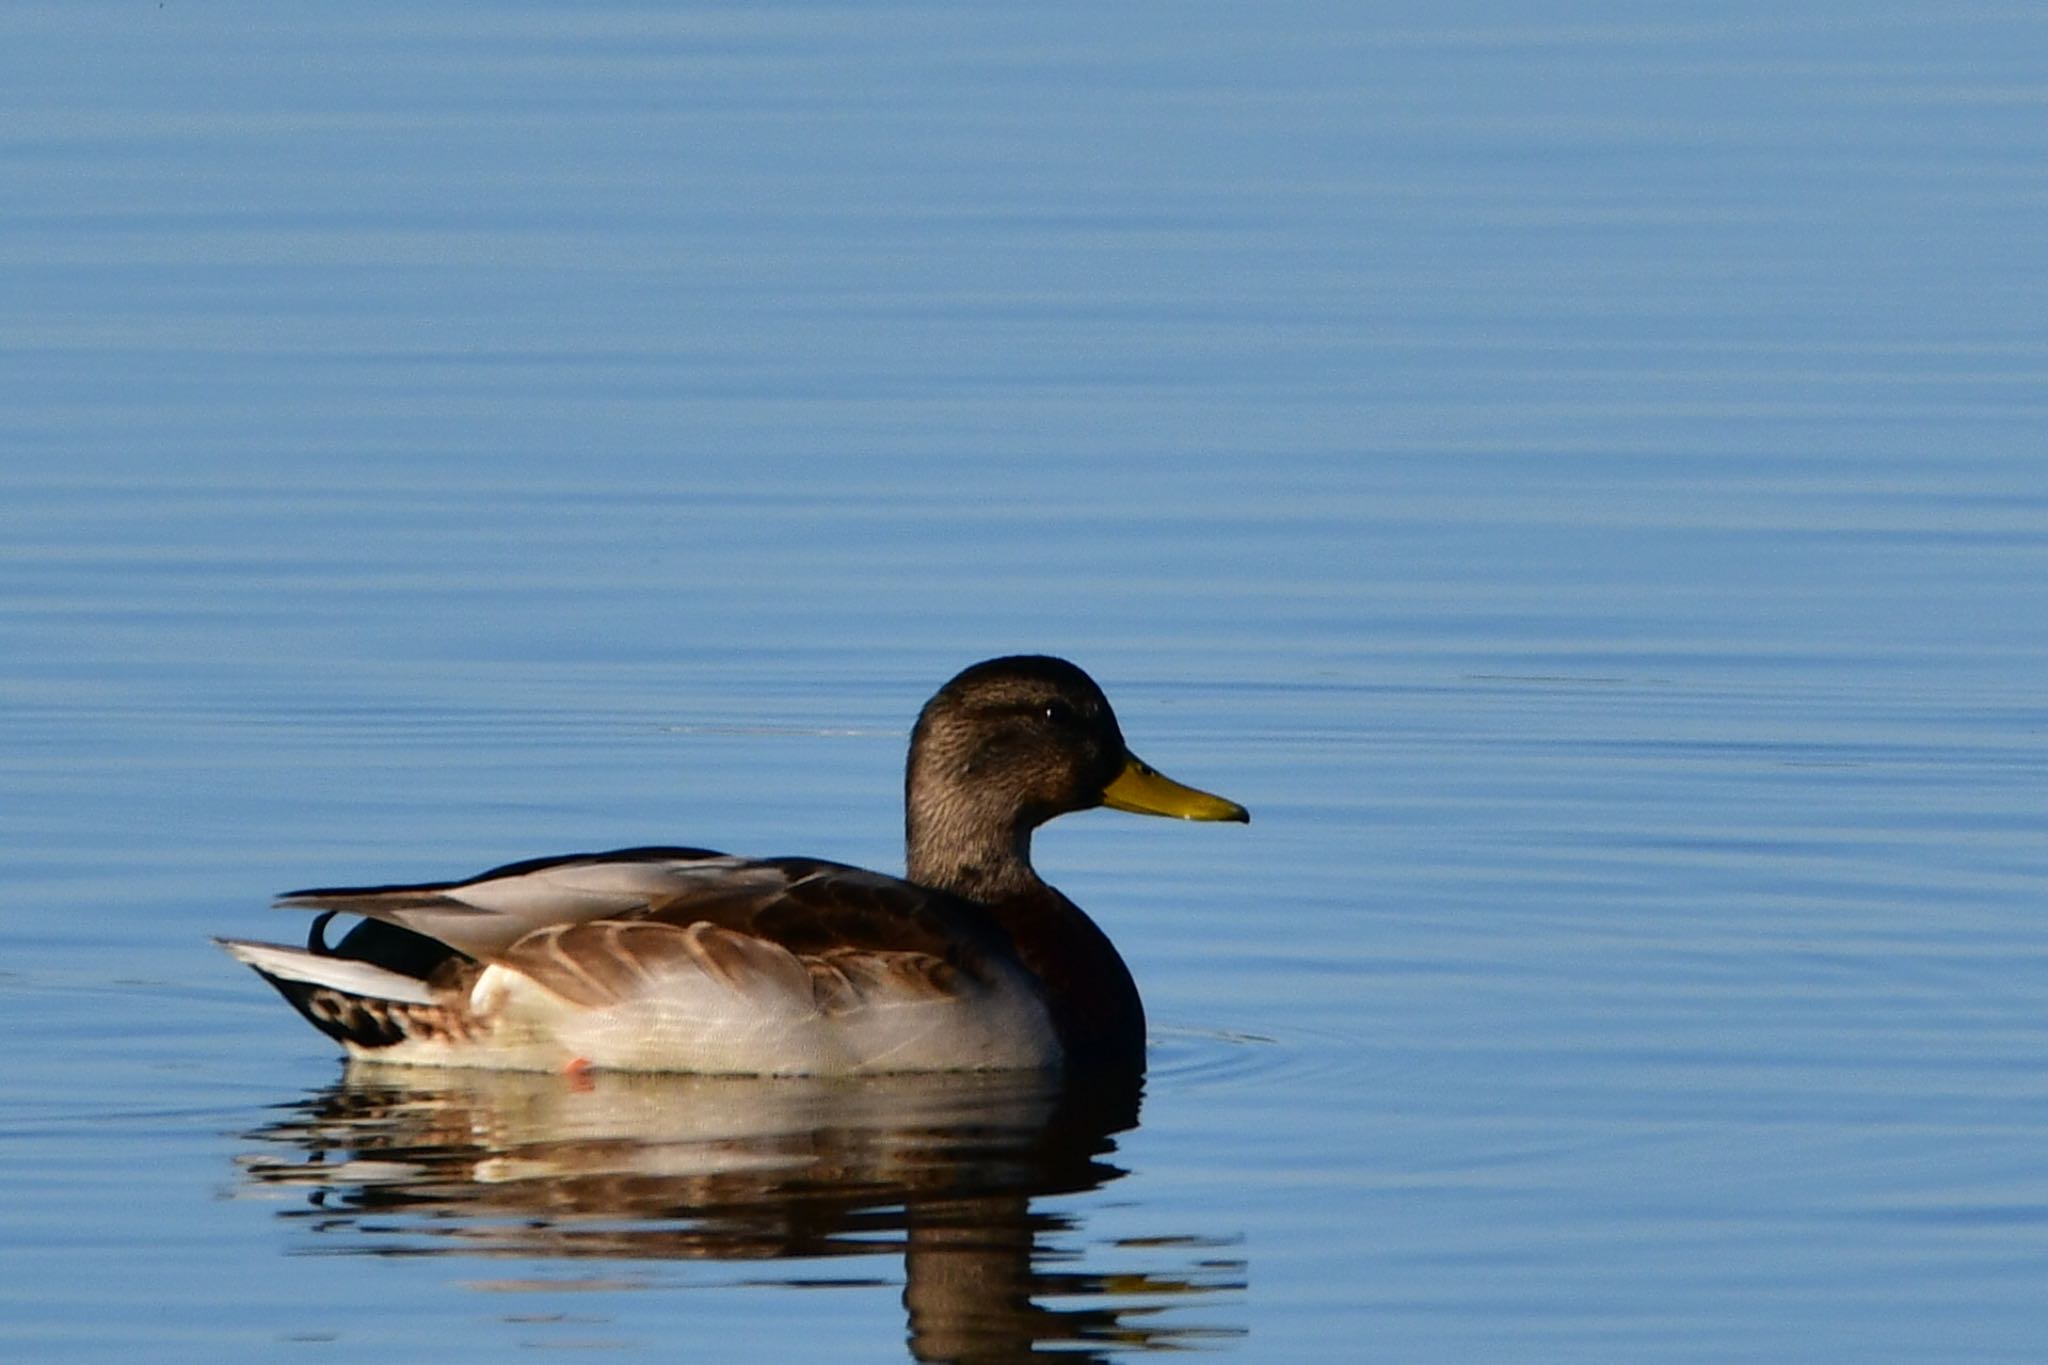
{"left": 905, "top": 655, "right": 1247, "bottom": 896}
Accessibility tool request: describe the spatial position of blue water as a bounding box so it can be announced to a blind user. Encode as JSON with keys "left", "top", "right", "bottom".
{"left": 3, "top": 2, "right": 2046, "bottom": 1361}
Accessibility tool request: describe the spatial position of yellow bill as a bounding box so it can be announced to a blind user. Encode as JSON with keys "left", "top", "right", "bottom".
{"left": 1101, "top": 753, "right": 1249, "bottom": 823}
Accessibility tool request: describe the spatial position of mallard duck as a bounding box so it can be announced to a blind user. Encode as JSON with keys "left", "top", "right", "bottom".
{"left": 219, "top": 656, "right": 1246, "bottom": 1077}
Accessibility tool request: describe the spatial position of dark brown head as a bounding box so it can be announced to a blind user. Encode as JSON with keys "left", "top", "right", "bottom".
{"left": 905, "top": 655, "right": 1246, "bottom": 898}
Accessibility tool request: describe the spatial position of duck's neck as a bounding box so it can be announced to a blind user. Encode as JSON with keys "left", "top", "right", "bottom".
{"left": 905, "top": 785, "right": 1145, "bottom": 1075}
{"left": 905, "top": 787, "right": 1042, "bottom": 902}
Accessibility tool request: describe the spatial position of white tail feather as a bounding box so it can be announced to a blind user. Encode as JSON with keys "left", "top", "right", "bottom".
{"left": 215, "top": 938, "right": 440, "bottom": 1007}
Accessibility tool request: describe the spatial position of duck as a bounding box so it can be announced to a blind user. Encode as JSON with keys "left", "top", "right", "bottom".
{"left": 218, "top": 655, "right": 1247, "bottom": 1078}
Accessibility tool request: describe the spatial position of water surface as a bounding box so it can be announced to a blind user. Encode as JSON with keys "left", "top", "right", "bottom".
{"left": 2, "top": 3, "right": 2045, "bottom": 1361}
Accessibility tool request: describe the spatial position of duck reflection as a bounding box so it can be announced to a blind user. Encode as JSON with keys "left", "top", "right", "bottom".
{"left": 235, "top": 1065, "right": 1244, "bottom": 1359}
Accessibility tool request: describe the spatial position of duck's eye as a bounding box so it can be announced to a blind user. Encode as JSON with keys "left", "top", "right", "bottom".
{"left": 1041, "top": 700, "right": 1080, "bottom": 728}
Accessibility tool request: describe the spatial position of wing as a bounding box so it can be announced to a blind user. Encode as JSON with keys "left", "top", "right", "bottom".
{"left": 278, "top": 846, "right": 766, "bottom": 959}
{"left": 277, "top": 846, "right": 1017, "bottom": 989}
{"left": 493, "top": 871, "right": 1009, "bottom": 1013}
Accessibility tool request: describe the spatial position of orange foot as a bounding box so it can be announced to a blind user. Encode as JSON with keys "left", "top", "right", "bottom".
{"left": 562, "top": 1056, "right": 595, "bottom": 1091}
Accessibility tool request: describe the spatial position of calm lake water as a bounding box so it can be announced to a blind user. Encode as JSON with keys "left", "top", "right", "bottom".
{"left": 3, "top": 3, "right": 2046, "bottom": 1361}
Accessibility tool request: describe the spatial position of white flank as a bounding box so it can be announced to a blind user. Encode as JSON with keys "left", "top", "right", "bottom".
{"left": 489, "top": 954, "right": 1061, "bottom": 1076}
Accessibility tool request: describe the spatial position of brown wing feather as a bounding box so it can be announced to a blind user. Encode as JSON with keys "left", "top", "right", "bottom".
{"left": 501, "top": 919, "right": 821, "bottom": 1010}
{"left": 805, "top": 947, "right": 961, "bottom": 1012}
{"left": 636, "top": 857, "right": 1015, "bottom": 967}
{"left": 499, "top": 872, "right": 992, "bottom": 1015}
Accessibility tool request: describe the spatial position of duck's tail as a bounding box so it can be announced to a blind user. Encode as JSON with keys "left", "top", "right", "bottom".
{"left": 216, "top": 926, "right": 468, "bottom": 1052}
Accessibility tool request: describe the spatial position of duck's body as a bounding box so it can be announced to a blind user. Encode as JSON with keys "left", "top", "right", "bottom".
{"left": 226, "top": 850, "right": 1069, "bottom": 1074}
{"left": 219, "top": 656, "right": 1246, "bottom": 1078}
